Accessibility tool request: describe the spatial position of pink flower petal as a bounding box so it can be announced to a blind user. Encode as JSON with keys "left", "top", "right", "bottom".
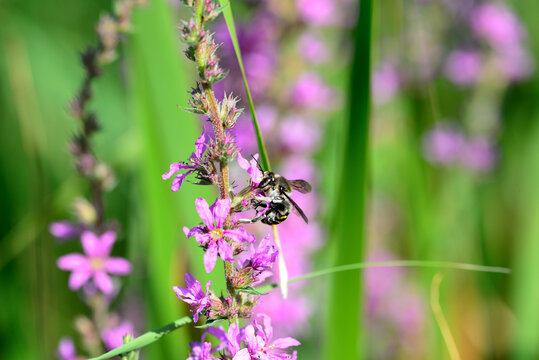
{"left": 237, "top": 152, "right": 250, "bottom": 170}
{"left": 196, "top": 198, "right": 214, "bottom": 229}
{"left": 68, "top": 270, "right": 92, "bottom": 290}
{"left": 204, "top": 242, "right": 218, "bottom": 273}
{"left": 218, "top": 239, "right": 234, "bottom": 262}
{"left": 171, "top": 171, "right": 191, "bottom": 192}
{"left": 272, "top": 337, "right": 301, "bottom": 349}
{"left": 104, "top": 257, "right": 131, "bottom": 275}
{"left": 224, "top": 228, "right": 255, "bottom": 243}
{"left": 162, "top": 162, "right": 182, "bottom": 180}
{"left": 98, "top": 230, "right": 116, "bottom": 257}
{"left": 57, "top": 254, "right": 89, "bottom": 271}
{"left": 194, "top": 127, "right": 207, "bottom": 158}
{"left": 94, "top": 271, "right": 114, "bottom": 295}
{"left": 232, "top": 348, "right": 250, "bottom": 360}
{"left": 212, "top": 198, "right": 231, "bottom": 229}
{"left": 81, "top": 231, "right": 101, "bottom": 257}
{"left": 184, "top": 273, "right": 196, "bottom": 288}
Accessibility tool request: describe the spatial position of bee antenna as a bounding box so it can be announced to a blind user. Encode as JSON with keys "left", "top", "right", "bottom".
{"left": 251, "top": 154, "right": 264, "bottom": 172}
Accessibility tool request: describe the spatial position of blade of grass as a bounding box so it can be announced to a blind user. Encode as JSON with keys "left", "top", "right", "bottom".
{"left": 217, "top": 1, "right": 290, "bottom": 298}
{"left": 324, "top": 0, "right": 372, "bottom": 358}
{"left": 217, "top": 0, "right": 270, "bottom": 172}
{"left": 431, "top": 274, "right": 462, "bottom": 360}
{"left": 258, "top": 260, "right": 511, "bottom": 292}
{"left": 89, "top": 316, "right": 193, "bottom": 360}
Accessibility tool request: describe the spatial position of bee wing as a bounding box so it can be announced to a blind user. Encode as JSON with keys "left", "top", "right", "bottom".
{"left": 282, "top": 192, "right": 309, "bottom": 224}
{"left": 289, "top": 179, "right": 312, "bottom": 194}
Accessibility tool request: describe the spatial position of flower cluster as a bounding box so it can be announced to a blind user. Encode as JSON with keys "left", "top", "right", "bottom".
{"left": 183, "top": 314, "right": 299, "bottom": 360}
{"left": 163, "top": 1, "right": 300, "bottom": 358}
{"left": 51, "top": 0, "right": 145, "bottom": 358}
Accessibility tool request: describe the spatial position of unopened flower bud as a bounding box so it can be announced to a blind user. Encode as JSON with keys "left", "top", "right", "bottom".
{"left": 74, "top": 198, "right": 97, "bottom": 225}
{"left": 94, "top": 163, "right": 116, "bottom": 190}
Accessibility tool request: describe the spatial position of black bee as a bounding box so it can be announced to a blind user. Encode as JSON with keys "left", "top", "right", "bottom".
{"left": 241, "top": 163, "right": 312, "bottom": 225}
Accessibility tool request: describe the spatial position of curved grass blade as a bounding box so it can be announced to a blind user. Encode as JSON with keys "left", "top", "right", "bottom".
{"left": 89, "top": 316, "right": 193, "bottom": 360}
{"left": 217, "top": 0, "right": 270, "bottom": 171}
{"left": 258, "top": 260, "right": 511, "bottom": 292}
{"left": 217, "top": 1, "right": 291, "bottom": 298}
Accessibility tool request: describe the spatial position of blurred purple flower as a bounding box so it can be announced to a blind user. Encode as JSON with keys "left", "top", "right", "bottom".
{"left": 372, "top": 62, "right": 401, "bottom": 104}
{"left": 444, "top": 50, "right": 482, "bottom": 86}
{"left": 422, "top": 124, "right": 464, "bottom": 165}
{"left": 238, "top": 153, "right": 263, "bottom": 187}
{"left": 278, "top": 115, "right": 321, "bottom": 153}
{"left": 460, "top": 137, "right": 497, "bottom": 173}
{"left": 234, "top": 314, "right": 300, "bottom": 360}
{"left": 290, "top": 73, "right": 335, "bottom": 110}
{"left": 49, "top": 221, "right": 84, "bottom": 240}
{"left": 233, "top": 105, "right": 277, "bottom": 154}
{"left": 188, "top": 342, "right": 214, "bottom": 360}
{"left": 162, "top": 127, "right": 207, "bottom": 192}
{"left": 297, "top": 32, "right": 329, "bottom": 64}
{"left": 57, "top": 231, "right": 131, "bottom": 295}
{"left": 255, "top": 292, "right": 311, "bottom": 338}
{"left": 102, "top": 320, "right": 134, "bottom": 350}
{"left": 493, "top": 46, "right": 534, "bottom": 81}
{"left": 56, "top": 337, "right": 78, "bottom": 360}
{"left": 471, "top": 3, "right": 523, "bottom": 50}
{"left": 173, "top": 273, "right": 212, "bottom": 323}
{"left": 296, "top": 0, "right": 335, "bottom": 26}
{"left": 184, "top": 198, "right": 255, "bottom": 273}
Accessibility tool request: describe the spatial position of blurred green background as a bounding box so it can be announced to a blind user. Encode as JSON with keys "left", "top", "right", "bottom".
{"left": 1, "top": 0, "right": 538, "bottom": 359}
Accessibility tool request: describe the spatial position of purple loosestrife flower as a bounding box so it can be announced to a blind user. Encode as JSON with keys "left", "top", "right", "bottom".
{"left": 162, "top": 127, "right": 207, "bottom": 192}
{"left": 237, "top": 153, "right": 263, "bottom": 187}
{"left": 460, "top": 137, "right": 496, "bottom": 173}
{"left": 471, "top": 3, "right": 523, "bottom": 50}
{"left": 290, "top": 72, "right": 335, "bottom": 110}
{"left": 173, "top": 273, "right": 211, "bottom": 323}
{"left": 102, "top": 320, "right": 135, "bottom": 350}
{"left": 56, "top": 337, "right": 79, "bottom": 360}
{"left": 296, "top": 0, "right": 335, "bottom": 26}
{"left": 422, "top": 124, "right": 464, "bottom": 165}
{"left": 233, "top": 314, "right": 300, "bottom": 360}
{"left": 444, "top": 50, "right": 482, "bottom": 87}
{"left": 57, "top": 231, "right": 131, "bottom": 295}
{"left": 188, "top": 342, "right": 215, "bottom": 360}
{"left": 49, "top": 221, "right": 84, "bottom": 240}
{"left": 297, "top": 32, "right": 329, "bottom": 64}
{"left": 184, "top": 198, "right": 255, "bottom": 273}
{"left": 236, "top": 235, "right": 278, "bottom": 286}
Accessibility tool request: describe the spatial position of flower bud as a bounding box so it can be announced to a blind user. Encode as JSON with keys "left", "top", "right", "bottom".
{"left": 73, "top": 198, "right": 97, "bottom": 226}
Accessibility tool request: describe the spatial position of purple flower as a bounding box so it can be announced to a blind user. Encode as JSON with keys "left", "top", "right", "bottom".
{"left": 237, "top": 153, "right": 263, "bottom": 187}
{"left": 102, "top": 320, "right": 135, "bottom": 350}
{"left": 278, "top": 115, "right": 321, "bottom": 153}
{"left": 173, "top": 273, "right": 212, "bottom": 323}
{"left": 471, "top": 3, "right": 523, "bottom": 50}
{"left": 162, "top": 127, "right": 207, "bottom": 192}
{"left": 238, "top": 235, "right": 278, "bottom": 285}
{"left": 290, "top": 73, "right": 335, "bottom": 110}
{"left": 56, "top": 337, "right": 78, "bottom": 360}
{"left": 184, "top": 198, "right": 255, "bottom": 273}
{"left": 372, "top": 61, "right": 401, "bottom": 104}
{"left": 297, "top": 32, "right": 329, "bottom": 64}
{"left": 233, "top": 314, "right": 300, "bottom": 360}
{"left": 296, "top": 0, "right": 335, "bottom": 26}
{"left": 188, "top": 342, "right": 214, "bottom": 360}
{"left": 444, "top": 50, "right": 482, "bottom": 87}
{"left": 422, "top": 124, "right": 464, "bottom": 165}
{"left": 57, "top": 231, "right": 131, "bottom": 295}
{"left": 49, "top": 221, "right": 84, "bottom": 240}
{"left": 460, "top": 137, "right": 497, "bottom": 173}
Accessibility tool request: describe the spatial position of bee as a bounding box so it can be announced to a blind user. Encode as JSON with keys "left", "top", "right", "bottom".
{"left": 240, "top": 161, "right": 312, "bottom": 225}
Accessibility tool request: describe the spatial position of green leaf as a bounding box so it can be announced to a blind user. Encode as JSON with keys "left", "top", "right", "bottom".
{"left": 217, "top": 0, "right": 270, "bottom": 171}
{"left": 237, "top": 286, "right": 268, "bottom": 295}
{"left": 195, "top": 318, "right": 226, "bottom": 329}
{"left": 89, "top": 316, "right": 193, "bottom": 360}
